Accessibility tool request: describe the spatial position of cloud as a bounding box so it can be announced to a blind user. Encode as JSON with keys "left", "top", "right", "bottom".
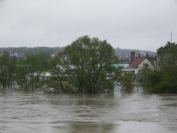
{"left": 0, "top": 0, "right": 176, "bottom": 51}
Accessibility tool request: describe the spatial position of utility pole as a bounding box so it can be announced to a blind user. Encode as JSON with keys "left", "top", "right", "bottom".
{"left": 171, "top": 32, "right": 173, "bottom": 43}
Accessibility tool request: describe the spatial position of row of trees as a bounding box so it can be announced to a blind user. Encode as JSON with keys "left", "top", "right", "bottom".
{"left": 140, "top": 42, "right": 177, "bottom": 93}
{"left": 1, "top": 38, "right": 176, "bottom": 94}
{"left": 1, "top": 36, "right": 128, "bottom": 93}
{"left": 0, "top": 51, "right": 51, "bottom": 90}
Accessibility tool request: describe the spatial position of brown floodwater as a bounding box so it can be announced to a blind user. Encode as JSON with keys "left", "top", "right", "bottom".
{"left": 0, "top": 89, "right": 177, "bottom": 133}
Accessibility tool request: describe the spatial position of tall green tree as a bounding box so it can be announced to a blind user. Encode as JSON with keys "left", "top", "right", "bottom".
{"left": 15, "top": 62, "right": 29, "bottom": 88}
{"left": 0, "top": 51, "right": 17, "bottom": 88}
{"left": 0, "top": 51, "right": 10, "bottom": 88}
{"left": 26, "top": 53, "right": 50, "bottom": 89}
{"left": 8, "top": 56, "right": 18, "bottom": 86}
{"left": 141, "top": 42, "right": 177, "bottom": 93}
{"left": 157, "top": 42, "right": 177, "bottom": 84}
{"left": 155, "top": 42, "right": 177, "bottom": 93}
{"left": 51, "top": 36, "right": 120, "bottom": 94}
{"left": 15, "top": 53, "right": 51, "bottom": 90}
{"left": 120, "top": 72, "right": 135, "bottom": 93}
{"left": 140, "top": 67, "right": 161, "bottom": 91}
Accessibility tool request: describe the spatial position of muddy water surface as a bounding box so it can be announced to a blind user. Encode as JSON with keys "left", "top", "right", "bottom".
{"left": 0, "top": 90, "right": 177, "bottom": 133}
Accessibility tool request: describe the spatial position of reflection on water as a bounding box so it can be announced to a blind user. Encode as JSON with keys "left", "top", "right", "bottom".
{"left": 0, "top": 90, "right": 177, "bottom": 133}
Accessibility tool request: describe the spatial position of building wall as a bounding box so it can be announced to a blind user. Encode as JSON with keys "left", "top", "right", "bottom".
{"left": 122, "top": 67, "right": 140, "bottom": 74}
{"left": 138, "top": 58, "right": 155, "bottom": 70}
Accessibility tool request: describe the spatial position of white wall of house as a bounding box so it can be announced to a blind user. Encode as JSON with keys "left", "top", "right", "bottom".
{"left": 138, "top": 58, "right": 155, "bottom": 70}
{"left": 122, "top": 68, "right": 140, "bottom": 74}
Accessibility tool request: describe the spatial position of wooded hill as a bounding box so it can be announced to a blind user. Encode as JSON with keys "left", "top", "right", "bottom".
{"left": 0, "top": 47, "right": 156, "bottom": 58}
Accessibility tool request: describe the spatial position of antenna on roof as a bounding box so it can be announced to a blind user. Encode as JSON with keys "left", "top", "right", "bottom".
{"left": 171, "top": 32, "right": 173, "bottom": 43}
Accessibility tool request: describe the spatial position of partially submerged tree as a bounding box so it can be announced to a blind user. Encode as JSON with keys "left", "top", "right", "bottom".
{"left": 16, "top": 53, "right": 51, "bottom": 90}
{"left": 155, "top": 42, "right": 177, "bottom": 93}
{"left": 50, "top": 36, "right": 120, "bottom": 94}
{"left": 0, "top": 51, "right": 17, "bottom": 89}
{"left": 157, "top": 42, "right": 177, "bottom": 84}
{"left": 0, "top": 51, "right": 10, "bottom": 88}
{"left": 140, "top": 42, "right": 177, "bottom": 93}
{"left": 120, "top": 72, "right": 135, "bottom": 93}
{"left": 140, "top": 67, "right": 161, "bottom": 91}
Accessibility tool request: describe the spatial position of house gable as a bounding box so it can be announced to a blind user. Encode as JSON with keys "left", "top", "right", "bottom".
{"left": 138, "top": 58, "right": 155, "bottom": 70}
{"left": 121, "top": 52, "right": 157, "bottom": 74}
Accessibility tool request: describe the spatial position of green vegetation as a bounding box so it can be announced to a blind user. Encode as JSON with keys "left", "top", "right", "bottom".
{"left": 0, "top": 51, "right": 17, "bottom": 88}
{"left": 49, "top": 36, "right": 120, "bottom": 94}
{"left": 0, "top": 36, "right": 121, "bottom": 94}
{"left": 0, "top": 51, "right": 51, "bottom": 90}
{"left": 140, "top": 42, "right": 177, "bottom": 93}
{"left": 119, "top": 72, "right": 135, "bottom": 93}
{"left": 2, "top": 37, "right": 176, "bottom": 94}
{"left": 16, "top": 53, "right": 51, "bottom": 90}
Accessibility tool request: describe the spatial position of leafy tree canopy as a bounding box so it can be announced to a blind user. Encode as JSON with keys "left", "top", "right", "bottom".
{"left": 141, "top": 42, "right": 177, "bottom": 93}
{"left": 157, "top": 42, "right": 177, "bottom": 84}
{"left": 51, "top": 36, "right": 120, "bottom": 94}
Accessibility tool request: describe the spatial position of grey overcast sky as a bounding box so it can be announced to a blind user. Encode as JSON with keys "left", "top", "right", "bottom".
{"left": 0, "top": 0, "right": 176, "bottom": 51}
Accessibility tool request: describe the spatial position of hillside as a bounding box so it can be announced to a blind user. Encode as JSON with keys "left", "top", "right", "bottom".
{"left": 0, "top": 47, "right": 156, "bottom": 58}
{"left": 115, "top": 48, "right": 156, "bottom": 60}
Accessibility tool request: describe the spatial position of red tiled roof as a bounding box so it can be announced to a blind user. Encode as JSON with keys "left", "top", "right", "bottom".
{"left": 129, "top": 58, "right": 145, "bottom": 68}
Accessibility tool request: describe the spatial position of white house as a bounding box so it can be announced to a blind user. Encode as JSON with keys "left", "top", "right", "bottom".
{"left": 122, "top": 52, "right": 157, "bottom": 74}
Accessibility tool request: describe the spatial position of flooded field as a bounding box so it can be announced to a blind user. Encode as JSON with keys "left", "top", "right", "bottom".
{"left": 0, "top": 89, "right": 177, "bottom": 133}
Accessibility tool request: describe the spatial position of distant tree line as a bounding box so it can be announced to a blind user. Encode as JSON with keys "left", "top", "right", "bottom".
{"left": 0, "top": 46, "right": 156, "bottom": 60}
{"left": 0, "top": 47, "right": 64, "bottom": 57}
